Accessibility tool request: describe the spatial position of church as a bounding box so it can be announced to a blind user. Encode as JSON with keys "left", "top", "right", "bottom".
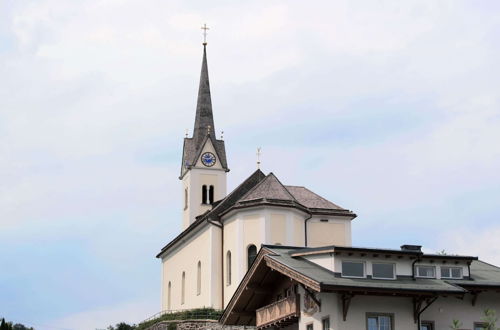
{"left": 156, "top": 43, "right": 357, "bottom": 311}
{"left": 155, "top": 42, "right": 500, "bottom": 330}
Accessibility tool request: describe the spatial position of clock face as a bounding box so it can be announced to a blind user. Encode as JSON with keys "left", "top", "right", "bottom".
{"left": 201, "top": 152, "right": 216, "bottom": 167}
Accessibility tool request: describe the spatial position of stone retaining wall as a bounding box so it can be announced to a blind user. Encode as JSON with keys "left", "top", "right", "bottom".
{"left": 146, "top": 319, "right": 254, "bottom": 330}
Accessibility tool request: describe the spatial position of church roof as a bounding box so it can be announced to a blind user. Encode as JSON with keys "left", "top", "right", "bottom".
{"left": 180, "top": 44, "right": 228, "bottom": 177}
{"left": 157, "top": 169, "right": 356, "bottom": 258}
{"left": 239, "top": 173, "right": 296, "bottom": 202}
{"left": 285, "top": 186, "right": 345, "bottom": 210}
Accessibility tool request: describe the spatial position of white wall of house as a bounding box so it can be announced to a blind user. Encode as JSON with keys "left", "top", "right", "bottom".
{"left": 296, "top": 290, "right": 500, "bottom": 330}
{"left": 304, "top": 252, "right": 471, "bottom": 280}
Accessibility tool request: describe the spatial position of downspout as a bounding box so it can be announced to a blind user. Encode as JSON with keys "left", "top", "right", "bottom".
{"left": 411, "top": 254, "right": 422, "bottom": 280}
{"left": 304, "top": 211, "right": 313, "bottom": 247}
{"left": 207, "top": 218, "right": 224, "bottom": 309}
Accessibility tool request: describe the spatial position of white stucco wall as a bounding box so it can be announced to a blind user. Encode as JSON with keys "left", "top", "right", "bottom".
{"left": 161, "top": 224, "right": 222, "bottom": 311}
{"left": 297, "top": 290, "right": 500, "bottom": 330}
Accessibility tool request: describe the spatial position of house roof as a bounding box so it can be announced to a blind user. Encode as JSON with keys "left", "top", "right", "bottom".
{"left": 264, "top": 246, "right": 466, "bottom": 293}
{"left": 157, "top": 171, "right": 356, "bottom": 258}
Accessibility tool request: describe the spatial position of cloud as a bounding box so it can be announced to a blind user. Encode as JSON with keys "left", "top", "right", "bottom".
{"left": 434, "top": 226, "right": 500, "bottom": 266}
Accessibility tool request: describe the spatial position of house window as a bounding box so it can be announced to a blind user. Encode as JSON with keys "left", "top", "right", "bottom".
{"left": 416, "top": 265, "right": 436, "bottom": 278}
{"left": 367, "top": 314, "right": 393, "bottom": 330}
{"left": 202, "top": 185, "right": 208, "bottom": 204}
{"left": 184, "top": 188, "right": 188, "bottom": 210}
{"left": 420, "top": 321, "right": 434, "bottom": 330}
{"left": 372, "top": 263, "right": 395, "bottom": 280}
{"left": 474, "top": 323, "right": 488, "bottom": 330}
{"left": 226, "top": 251, "right": 231, "bottom": 285}
{"left": 197, "top": 261, "right": 201, "bottom": 295}
{"left": 181, "top": 272, "right": 186, "bottom": 305}
{"left": 247, "top": 245, "right": 257, "bottom": 270}
{"left": 167, "top": 281, "right": 171, "bottom": 310}
{"left": 306, "top": 323, "right": 313, "bottom": 330}
{"left": 342, "top": 261, "right": 365, "bottom": 278}
{"left": 209, "top": 185, "right": 214, "bottom": 204}
{"left": 440, "top": 266, "right": 462, "bottom": 279}
{"left": 322, "top": 317, "right": 330, "bottom": 330}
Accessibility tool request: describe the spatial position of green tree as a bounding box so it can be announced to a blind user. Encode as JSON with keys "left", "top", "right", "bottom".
{"left": 450, "top": 319, "right": 462, "bottom": 330}
{"left": 482, "top": 309, "right": 498, "bottom": 330}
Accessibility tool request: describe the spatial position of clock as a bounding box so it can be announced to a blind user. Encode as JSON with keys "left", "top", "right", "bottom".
{"left": 201, "top": 152, "right": 216, "bottom": 167}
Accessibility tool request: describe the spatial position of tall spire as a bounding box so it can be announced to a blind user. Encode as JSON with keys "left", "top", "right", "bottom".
{"left": 193, "top": 44, "right": 215, "bottom": 145}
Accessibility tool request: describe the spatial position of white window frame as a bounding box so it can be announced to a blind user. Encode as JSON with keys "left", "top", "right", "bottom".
{"left": 415, "top": 265, "right": 436, "bottom": 278}
{"left": 341, "top": 260, "right": 366, "bottom": 278}
{"left": 440, "top": 266, "right": 463, "bottom": 279}
{"left": 372, "top": 262, "right": 396, "bottom": 280}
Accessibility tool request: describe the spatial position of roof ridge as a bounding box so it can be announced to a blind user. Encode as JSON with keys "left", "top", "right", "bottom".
{"left": 269, "top": 172, "right": 297, "bottom": 202}
{"left": 208, "top": 169, "right": 265, "bottom": 216}
{"left": 238, "top": 172, "right": 297, "bottom": 203}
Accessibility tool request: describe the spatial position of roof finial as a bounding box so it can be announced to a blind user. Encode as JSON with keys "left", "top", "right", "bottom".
{"left": 256, "top": 147, "right": 262, "bottom": 169}
{"left": 185, "top": 129, "right": 189, "bottom": 138}
{"left": 201, "top": 23, "right": 209, "bottom": 46}
{"left": 221, "top": 130, "right": 224, "bottom": 139}
{"left": 207, "top": 125, "right": 211, "bottom": 135}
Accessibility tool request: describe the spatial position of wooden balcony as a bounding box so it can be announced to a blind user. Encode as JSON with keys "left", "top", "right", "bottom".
{"left": 256, "top": 294, "right": 300, "bottom": 329}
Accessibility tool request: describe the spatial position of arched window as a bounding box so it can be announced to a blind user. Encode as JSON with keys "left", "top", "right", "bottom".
{"left": 202, "top": 185, "right": 208, "bottom": 204}
{"left": 209, "top": 185, "right": 214, "bottom": 204}
{"left": 181, "top": 272, "right": 185, "bottom": 305}
{"left": 247, "top": 244, "right": 257, "bottom": 270}
{"left": 167, "top": 281, "right": 171, "bottom": 310}
{"left": 184, "top": 188, "right": 188, "bottom": 210}
{"left": 226, "top": 250, "right": 232, "bottom": 286}
{"left": 197, "top": 261, "right": 201, "bottom": 295}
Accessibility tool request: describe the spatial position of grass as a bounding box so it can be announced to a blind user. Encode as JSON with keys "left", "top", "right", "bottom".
{"left": 136, "top": 308, "right": 223, "bottom": 330}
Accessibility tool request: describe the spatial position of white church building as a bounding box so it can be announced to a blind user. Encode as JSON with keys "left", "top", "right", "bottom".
{"left": 156, "top": 43, "right": 500, "bottom": 330}
{"left": 156, "top": 43, "right": 356, "bottom": 311}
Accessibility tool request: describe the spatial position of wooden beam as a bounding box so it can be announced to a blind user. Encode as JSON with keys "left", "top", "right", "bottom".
{"left": 246, "top": 284, "right": 272, "bottom": 294}
{"left": 300, "top": 284, "right": 321, "bottom": 309}
{"left": 341, "top": 294, "right": 353, "bottom": 321}
{"left": 232, "top": 311, "right": 254, "bottom": 317}
{"left": 472, "top": 292, "right": 480, "bottom": 306}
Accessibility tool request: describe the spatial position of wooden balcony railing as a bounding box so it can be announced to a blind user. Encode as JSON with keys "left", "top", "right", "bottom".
{"left": 256, "top": 294, "right": 300, "bottom": 329}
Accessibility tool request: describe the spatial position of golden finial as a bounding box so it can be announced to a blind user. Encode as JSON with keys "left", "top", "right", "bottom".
{"left": 201, "top": 23, "right": 209, "bottom": 45}
{"left": 207, "top": 125, "right": 211, "bottom": 135}
{"left": 256, "top": 147, "right": 262, "bottom": 169}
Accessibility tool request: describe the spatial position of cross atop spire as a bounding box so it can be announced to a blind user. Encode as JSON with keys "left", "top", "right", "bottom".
{"left": 201, "top": 24, "right": 209, "bottom": 45}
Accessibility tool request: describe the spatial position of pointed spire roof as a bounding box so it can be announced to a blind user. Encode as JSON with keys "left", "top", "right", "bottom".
{"left": 180, "top": 44, "right": 228, "bottom": 178}
{"left": 193, "top": 44, "right": 215, "bottom": 146}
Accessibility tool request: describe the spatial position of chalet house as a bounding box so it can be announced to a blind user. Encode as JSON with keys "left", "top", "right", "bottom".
{"left": 220, "top": 245, "right": 500, "bottom": 330}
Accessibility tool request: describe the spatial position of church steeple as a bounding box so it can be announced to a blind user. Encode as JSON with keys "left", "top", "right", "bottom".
{"left": 180, "top": 41, "right": 229, "bottom": 229}
{"left": 193, "top": 44, "right": 215, "bottom": 146}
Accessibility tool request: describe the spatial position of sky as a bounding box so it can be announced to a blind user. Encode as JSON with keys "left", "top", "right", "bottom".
{"left": 1, "top": 0, "right": 500, "bottom": 329}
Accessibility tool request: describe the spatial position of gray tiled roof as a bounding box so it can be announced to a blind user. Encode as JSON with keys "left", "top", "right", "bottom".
{"left": 449, "top": 260, "right": 500, "bottom": 287}
{"left": 239, "top": 173, "right": 295, "bottom": 202}
{"left": 286, "top": 186, "right": 345, "bottom": 210}
{"left": 265, "top": 246, "right": 466, "bottom": 293}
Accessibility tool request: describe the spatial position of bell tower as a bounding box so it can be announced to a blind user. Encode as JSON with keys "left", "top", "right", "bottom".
{"left": 180, "top": 43, "right": 229, "bottom": 230}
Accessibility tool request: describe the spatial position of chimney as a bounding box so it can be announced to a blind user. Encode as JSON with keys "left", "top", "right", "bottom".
{"left": 401, "top": 245, "right": 422, "bottom": 252}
